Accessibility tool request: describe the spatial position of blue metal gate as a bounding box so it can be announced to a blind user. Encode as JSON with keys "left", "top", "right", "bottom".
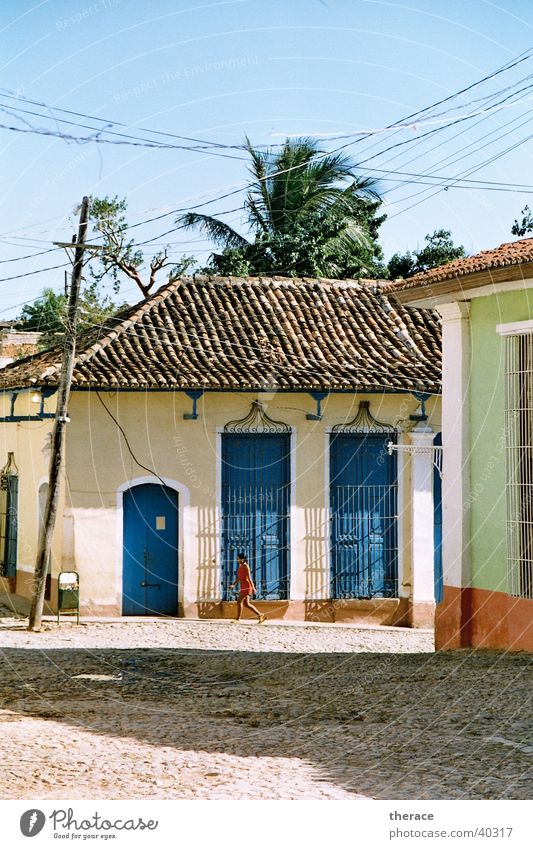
{"left": 222, "top": 434, "right": 290, "bottom": 600}
{"left": 122, "top": 483, "right": 179, "bottom": 615}
{"left": 330, "top": 434, "right": 398, "bottom": 598}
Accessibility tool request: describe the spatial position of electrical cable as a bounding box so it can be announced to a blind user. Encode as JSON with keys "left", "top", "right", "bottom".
{"left": 2, "top": 49, "right": 533, "bottom": 288}
{"left": 3, "top": 56, "right": 533, "bottom": 247}
{"left": 94, "top": 389, "right": 168, "bottom": 487}
{"left": 389, "top": 123, "right": 533, "bottom": 219}
{"left": 0, "top": 247, "right": 60, "bottom": 263}
{"left": 0, "top": 87, "right": 263, "bottom": 151}
{"left": 0, "top": 102, "right": 249, "bottom": 161}
{"left": 0, "top": 262, "right": 70, "bottom": 282}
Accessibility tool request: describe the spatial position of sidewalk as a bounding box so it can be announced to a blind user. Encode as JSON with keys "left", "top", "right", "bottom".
{"left": 0, "top": 612, "right": 434, "bottom": 653}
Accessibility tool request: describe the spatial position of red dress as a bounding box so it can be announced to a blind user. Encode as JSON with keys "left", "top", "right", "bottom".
{"left": 237, "top": 564, "right": 253, "bottom": 597}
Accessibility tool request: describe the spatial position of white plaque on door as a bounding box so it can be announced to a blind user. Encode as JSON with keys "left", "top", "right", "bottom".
{"left": 156, "top": 516, "right": 166, "bottom": 530}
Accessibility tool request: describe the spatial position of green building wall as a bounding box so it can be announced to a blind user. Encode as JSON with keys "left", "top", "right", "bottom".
{"left": 469, "top": 289, "right": 533, "bottom": 592}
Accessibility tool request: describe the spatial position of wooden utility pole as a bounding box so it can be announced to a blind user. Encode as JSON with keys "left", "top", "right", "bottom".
{"left": 28, "top": 196, "right": 91, "bottom": 631}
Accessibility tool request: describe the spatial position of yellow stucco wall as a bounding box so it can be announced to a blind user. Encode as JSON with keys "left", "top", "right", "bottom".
{"left": 59, "top": 389, "right": 440, "bottom": 615}
{"left": 0, "top": 389, "right": 63, "bottom": 598}
{"left": 1, "top": 388, "right": 441, "bottom": 618}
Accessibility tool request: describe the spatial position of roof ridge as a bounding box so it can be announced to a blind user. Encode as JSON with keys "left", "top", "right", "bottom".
{"left": 176, "top": 274, "right": 388, "bottom": 287}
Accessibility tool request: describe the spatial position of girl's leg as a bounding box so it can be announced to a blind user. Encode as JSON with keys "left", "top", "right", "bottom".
{"left": 243, "top": 596, "right": 265, "bottom": 622}
{"left": 236, "top": 598, "right": 244, "bottom": 621}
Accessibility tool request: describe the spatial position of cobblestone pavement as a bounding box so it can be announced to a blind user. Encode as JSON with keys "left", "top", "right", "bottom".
{"left": 0, "top": 615, "right": 531, "bottom": 800}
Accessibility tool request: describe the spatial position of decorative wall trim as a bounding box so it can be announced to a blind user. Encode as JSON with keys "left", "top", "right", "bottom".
{"left": 224, "top": 400, "right": 291, "bottom": 434}
{"left": 332, "top": 400, "right": 397, "bottom": 434}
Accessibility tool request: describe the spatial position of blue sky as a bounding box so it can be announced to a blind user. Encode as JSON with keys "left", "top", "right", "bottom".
{"left": 1, "top": 0, "right": 533, "bottom": 314}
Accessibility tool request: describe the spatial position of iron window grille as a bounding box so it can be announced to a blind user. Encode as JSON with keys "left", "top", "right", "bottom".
{"left": 330, "top": 403, "right": 399, "bottom": 599}
{"left": 0, "top": 452, "right": 19, "bottom": 579}
{"left": 222, "top": 403, "right": 291, "bottom": 601}
{"left": 503, "top": 331, "right": 533, "bottom": 599}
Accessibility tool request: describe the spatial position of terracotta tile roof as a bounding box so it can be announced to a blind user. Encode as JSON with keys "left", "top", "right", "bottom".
{"left": 384, "top": 238, "right": 533, "bottom": 294}
{"left": 0, "top": 276, "right": 441, "bottom": 393}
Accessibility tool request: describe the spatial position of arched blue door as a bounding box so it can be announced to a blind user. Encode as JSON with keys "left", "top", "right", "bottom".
{"left": 122, "top": 483, "right": 178, "bottom": 615}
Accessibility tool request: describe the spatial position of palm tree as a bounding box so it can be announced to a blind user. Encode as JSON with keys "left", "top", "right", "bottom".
{"left": 180, "top": 138, "right": 384, "bottom": 278}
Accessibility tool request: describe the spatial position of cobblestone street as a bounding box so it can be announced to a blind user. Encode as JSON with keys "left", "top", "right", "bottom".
{"left": 0, "top": 615, "right": 531, "bottom": 800}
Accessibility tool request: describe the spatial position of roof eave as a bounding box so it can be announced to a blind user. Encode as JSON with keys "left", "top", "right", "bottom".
{"left": 389, "top": 261, "right": 533, "bottom": 307}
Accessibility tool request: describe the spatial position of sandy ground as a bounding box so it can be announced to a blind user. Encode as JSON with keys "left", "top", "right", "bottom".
{"left": 0, "top": 613, "right": 531, "bottom": 800}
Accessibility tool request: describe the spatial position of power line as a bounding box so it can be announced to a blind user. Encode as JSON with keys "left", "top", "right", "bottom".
{"left": 1, "top": 48, "right": 532, "bottom": 287}
{"left": 360, "top": 77, "right": 533, "bottom": 179}
{"left": 0, "top": 87, "right": 261, "bottom": 151}
{"left": 0, "top": 247, "right": 60, "bottom": 264}
{"left": 3, "top": 47, "right": 533, "bottom": 246}
{"left": 389, "top": 126, "right": 533, "bottom": 220}
{"left": 329, "top": 45, "right": 533, "bottom": 151}
{"left": 0, "top": 262, "right": 69, "bottom": 283}
{"left": 384, "top": 89, "right": 533, "bottom": 213}
{"left": 2, "top": 47, "right": 533, "bottom": 166}
{"left": 0, "top": 101, "right": 249, "bottom": 161}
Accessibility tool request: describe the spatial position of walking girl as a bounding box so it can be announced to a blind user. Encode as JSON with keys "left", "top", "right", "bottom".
{"left": 229, "top": 553, "right": 265, "bottom": 623}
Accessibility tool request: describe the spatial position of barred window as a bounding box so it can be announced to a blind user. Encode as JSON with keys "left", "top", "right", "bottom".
{"left": 0, "top": 453, "right": 19, "bottom": 579}
{"left": 503, "top": 329, "right": 533, "bottom": 599}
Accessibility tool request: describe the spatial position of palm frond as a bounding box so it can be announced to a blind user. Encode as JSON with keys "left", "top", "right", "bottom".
{"left": 244, "top": 137, "right": 276, "bottom": 230}
{"left": 179, "top": 212, "right": 249, "bottom": 250}
{"left": 245, "top": 196, "right": 269, "bottom": 235}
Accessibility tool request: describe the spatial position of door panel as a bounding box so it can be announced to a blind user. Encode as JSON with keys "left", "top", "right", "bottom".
{"left": 122, "top": 484, "right": 178, "bottom": 615}
{"left": 222, "top": 435, "right": 290, "bottom": 600}
{"left": 330, "top": 434, "right": 397, "bottom": 598}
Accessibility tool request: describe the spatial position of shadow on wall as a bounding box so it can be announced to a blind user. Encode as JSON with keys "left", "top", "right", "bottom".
{"left": 0, "top": 647, "right": 530, "bottom": 800}
{"left": 196, "top": 504, "right": 219, "bottom": 602}
{"left": 303, "top": 506, "right": 328, "bottom": 599}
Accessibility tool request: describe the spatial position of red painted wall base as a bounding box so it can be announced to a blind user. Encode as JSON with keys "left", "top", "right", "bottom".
{"left": 436, "top": 585, "right": 533, "bottom": 651}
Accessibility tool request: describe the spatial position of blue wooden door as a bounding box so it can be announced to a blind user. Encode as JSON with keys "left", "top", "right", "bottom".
{"left": 433, "top": 432, "right": 443, "bottom": 603}
{"left": 222, "top": 435, "right": 290, "bottom": 599}
{"left": 122, "top": 484, "right": 178, "bottom": 615}
{"left": 330, "top": 434, "right": 397, "bottom": 598}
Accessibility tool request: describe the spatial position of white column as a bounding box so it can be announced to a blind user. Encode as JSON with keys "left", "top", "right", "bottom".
{"left": 396, "top": 432, "right": 410, "bottom": 600}
{"left": 408, "top": 427, "right": 436, "bottom": 608}
{"left": 437, "top": 301, "right": 471, "bottom": 591}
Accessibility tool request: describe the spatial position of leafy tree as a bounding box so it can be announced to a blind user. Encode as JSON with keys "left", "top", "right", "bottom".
{"left": 18, "top": 284, "right": 122, "bottom": 349}
{"left": 511, "top": 205, "right": 533, "bottom": 237}
{"left": 387, "top": 251, "right": 416, "bottom": 280}
{"left": 387, "top": 229, "right": 466, "bottom": 279}
{"left": 19, "top": 289, "right": 66, "bottom": 345}
{"left": 182, "top": 137, "right": 386, "bottom": 278}
{"left": 89, "top": 196, "right": 195, "bottom": 297}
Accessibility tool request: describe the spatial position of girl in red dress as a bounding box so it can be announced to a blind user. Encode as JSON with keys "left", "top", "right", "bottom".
{"left": 229, "top": 553, "right": 265, "bottom": 623}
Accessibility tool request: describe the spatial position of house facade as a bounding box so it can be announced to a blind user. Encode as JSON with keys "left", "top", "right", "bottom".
{"left": 387, "top": 238, "right": 533, "bottom": 650}
{"left": 0, "top": 276, "right": 441, "bottom": 627}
